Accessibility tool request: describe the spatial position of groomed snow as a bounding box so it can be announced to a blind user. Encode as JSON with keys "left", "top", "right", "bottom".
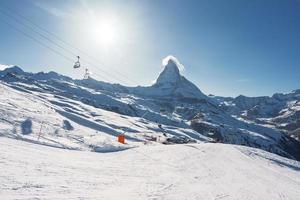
{"left": 0, "top": 137, "right": 299, "bottom": 200}
{"left": 0, "top": 67, "right": 300, "bottom": 200}
{"left": 0, "top": 81, "right": 209, "bottom": 152}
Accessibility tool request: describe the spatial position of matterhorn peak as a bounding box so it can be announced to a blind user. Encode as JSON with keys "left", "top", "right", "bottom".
{"left": 149, "top": 56, "right": 207, "bottom": 99}
{"left": 162, "top": 55, "right": 185, "bottom": 71}
{"left": 155, "top": 55, "right": 184, "bottom": 85}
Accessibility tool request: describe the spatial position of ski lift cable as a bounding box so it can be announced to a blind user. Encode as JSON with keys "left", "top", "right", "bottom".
{"left": 0, "top": 4, "right": 139, "bottom": 86}
{"left": 0, "top": 16, "right": 74, "bottom": 63}
{"left": 0, "top": 8, "right": 125, "bottom": 84}
{"left": 0, "top": 8, "right": 78, "bottom": 57}
{"left": 0, "top": 8, "right": 128, "bottom": 84}
{"left": 10, "top": 5, "right": 137, "bottom": 84}
{"left": 0, "top": 15, "right": 110, "bottom": 82}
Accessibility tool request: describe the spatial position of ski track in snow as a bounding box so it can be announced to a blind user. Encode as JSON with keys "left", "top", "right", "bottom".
{"left": 1, "top": 137, "right": 300, "bottom": 200}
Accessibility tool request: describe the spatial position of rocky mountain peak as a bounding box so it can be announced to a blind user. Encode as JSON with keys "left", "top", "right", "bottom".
{"left": 147, "top": 56, "right": 207, "bottom": 99}
{"left": 155, "top": 57, "right": 181, "bottom": 85}
{"left": 0, "top": 66, "right": 24, "bottom": 77}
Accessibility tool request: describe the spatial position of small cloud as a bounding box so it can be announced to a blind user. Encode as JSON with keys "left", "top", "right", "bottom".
{"left": 162, "top": 55, "right": 185, "bottom": 72}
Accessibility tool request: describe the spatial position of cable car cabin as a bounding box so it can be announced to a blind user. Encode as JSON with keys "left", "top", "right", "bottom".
{"left": 73, "top": 62, "right": 80, "bottom": 69}
{"left": 73, "top": 56, "right": 81, "bottom": 69}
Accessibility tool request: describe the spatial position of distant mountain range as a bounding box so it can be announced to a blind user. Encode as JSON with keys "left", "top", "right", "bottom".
{"left": 212, "top": 90, "right": 300, "bottom": 140}
{"left": 0, "top": 58, "right": 299, "bottom": 161}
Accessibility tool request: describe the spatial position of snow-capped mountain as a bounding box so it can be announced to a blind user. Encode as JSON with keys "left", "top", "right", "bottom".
{"left": 0, "top": 57, "right": 300, "bottom": 161}
{"left": 215, "top": 90, "right": 300, "bottom": 140}
{"left": 133, "top": 58, "right": 207, "bottom": 100}
{"left": 0, "top": 65, "right": 26, "bottom": 77}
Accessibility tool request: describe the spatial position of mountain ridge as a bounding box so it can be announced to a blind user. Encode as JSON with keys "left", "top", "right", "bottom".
{"left": 0, "top": 59, "right": 300, "bottom": 161}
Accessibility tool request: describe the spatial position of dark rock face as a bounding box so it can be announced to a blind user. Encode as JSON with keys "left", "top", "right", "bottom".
{"left": 190, "top": 120, "right": 223, "bottom": 142}
{"left": 279, "top": 136, "right": 300, "bottom": 161}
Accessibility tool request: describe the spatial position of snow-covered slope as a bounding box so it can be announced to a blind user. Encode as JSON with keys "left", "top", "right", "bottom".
{"left": 0, "top": 81, "right": 208, "bottom": 152}
{"left": 0, "top": 56, "right": 299, "bottom": 161}
{"left": 1, "top": 137, "right": 300, "bottom": 200}
{"left": 1, "top": 57, "right": 300, "bottom": 199}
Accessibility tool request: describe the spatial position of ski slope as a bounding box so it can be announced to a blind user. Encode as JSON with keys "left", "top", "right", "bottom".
{"left": 0, "top": 137, "right": 300, "bottom": 200}
{"left": 0, "top": 72, "right": 300, "bottom": 200}
{"left": 0, "top": 68, "right": 300, "bottom": 199}
{"left": 2, "top": 65, "right": 300, "bottom": 160}
{"left": 0, "top": 81, "right": 208, "bottom": 152}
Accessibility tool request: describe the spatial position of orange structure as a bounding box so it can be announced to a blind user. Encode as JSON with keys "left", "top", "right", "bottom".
{"left": 118, "top": 134, "right": 125, "bottom": 144}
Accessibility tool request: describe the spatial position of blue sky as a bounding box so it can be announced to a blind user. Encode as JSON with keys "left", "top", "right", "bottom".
{"left": 0, "top": 0, "right": 299, "bottom": 97}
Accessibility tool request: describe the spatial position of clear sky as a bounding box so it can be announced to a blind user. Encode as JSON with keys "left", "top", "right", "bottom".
{"left": 0, "top": 0, "right": 299, "bottom": 97}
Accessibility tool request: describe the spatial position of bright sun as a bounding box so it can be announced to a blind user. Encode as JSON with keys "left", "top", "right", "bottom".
{"left": 88, "top": 17, "right": 119, "bottom": 46}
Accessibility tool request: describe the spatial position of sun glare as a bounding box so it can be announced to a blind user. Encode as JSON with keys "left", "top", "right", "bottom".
{"left": 88, "top": 17, "right": 119, "bottom": 46}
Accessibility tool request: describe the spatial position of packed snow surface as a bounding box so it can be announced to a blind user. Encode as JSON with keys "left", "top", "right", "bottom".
{"left": 0, "top": 137, "right": 300, "bottom": 200}
{"left": 0, "top": 61, "right": 300, "bottom": 199}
